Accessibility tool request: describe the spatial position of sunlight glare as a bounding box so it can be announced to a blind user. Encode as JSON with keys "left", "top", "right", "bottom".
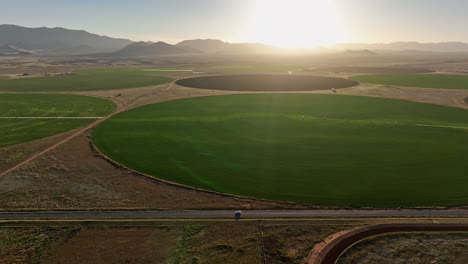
{"left": 246, "top": 0, "right": 344, "bottom": 48}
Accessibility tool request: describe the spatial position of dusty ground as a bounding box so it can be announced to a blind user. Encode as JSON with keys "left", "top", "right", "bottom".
{"left": 0, "top": 222, "right": 353, "bottom": 264}
{"left": 0, "top": 222, "right": 350, "bottom": 264}
{"left": 0, "top": 226, "right": 75, "bottom": 264}
{"left": 0, "top": 130, "right": 76, "bottom": 173}
{"left": 337, "top": 232, "right": 468, "bottom": 264}
{"left": 4, "top": 220, "right": 468, "bottom": 264}
{"left": 47, "top": 227, "right": 181, "bottom": 264}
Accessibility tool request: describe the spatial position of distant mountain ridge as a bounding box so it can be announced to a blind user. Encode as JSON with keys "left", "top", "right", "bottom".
{"left": 343, "top": 49, "right": 377, "bottom": 56}
{"left": 113, "top": 41, "right": 202, "bottom": 56}
{"left": 176, "top": 39, "right": 281, "bottom": 54}
{"left": 3, "top": 24, "right": 468, "bottom": 55}
{"left": 113, "top": 39, "right": 283, "bottom": 57}
{"left": 0, "top": 45, "right": 32, "bottom": 55}
{"left": 176, "top": 39, "right": 229, "bottom": 52}
{"left": 0, "top": 24, "right": 133, "bottom": 55}
{"left": 330, "top": 42, "right": 468, "bottom": 52}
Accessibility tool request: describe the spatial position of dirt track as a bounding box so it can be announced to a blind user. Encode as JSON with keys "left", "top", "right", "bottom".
{"left": 305, "top": 223, "right": 468, "bottom": 264}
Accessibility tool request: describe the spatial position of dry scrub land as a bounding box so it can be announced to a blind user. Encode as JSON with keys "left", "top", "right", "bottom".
{"left": 0, "top": 223, "right": 349, "bottom": 264}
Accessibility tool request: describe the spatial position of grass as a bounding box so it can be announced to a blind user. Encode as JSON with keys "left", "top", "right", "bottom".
{"left": 94, "top": 94, "right": 468, "bottom": 207}
{"left": 0, "top": 68, "right": 175, "bottom": 92}
{"left": 350, "top": 74, "right": 468, "bottom": 89}
{"left": 216, "top": 65, "right": 304, "bottom": 71}
{"left": 0, "top": 94, "right": 115, "bottom": 147}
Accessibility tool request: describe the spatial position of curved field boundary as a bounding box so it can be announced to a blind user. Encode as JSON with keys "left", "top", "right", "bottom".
{"left": 315, "top": 67, "right": 434, "bottom": 74}
{"left": 349, "top": 74, "right": 468, "bottom": 90}
{"left": 304, "top": 223, "right": 468, "bottom": 264}
{"left": 175, "top": 74, "right": 359, "bottom": 91}
{"left": 0, "top": 82, "right": 175, "bottom": 180}
{"left": 89, "top": 139, "right": 311, "bottom": 208}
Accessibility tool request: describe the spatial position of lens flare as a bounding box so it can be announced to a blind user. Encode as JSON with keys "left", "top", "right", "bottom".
{"left": 246, "top": 0, "right": 345, "bottom": 47}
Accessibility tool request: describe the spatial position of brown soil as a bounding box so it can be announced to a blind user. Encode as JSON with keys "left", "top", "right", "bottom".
{"left": 262, "top": 224, "right": 348, "bottom": 264}
{"left": 315, "top": 67, "right": 434, "bottom": 74}
{"left": 304, "top": 224, "right": 468, "bottom": 264}
{"left": 45, "top": 227, "right": 181, "bottom": 264}
{"left": 0, "top": 129, "right": 310, "bottom": 209}
{"left": 175, "top": 74, "right": 358, "bottom": 91}
{"left": 0, "top": 130, "right": 75, "bottom": 173}
{"left": 0, "top": 221, "right": 354, "bottom": 264}
{"left": 465, "top": 97, "right": 468, "bottom": 104}
{"left": 338, "top": 232, "right": 468, "bottom": 264}
{"left": 172, "top": 225, "right": 264, "bottom": 264}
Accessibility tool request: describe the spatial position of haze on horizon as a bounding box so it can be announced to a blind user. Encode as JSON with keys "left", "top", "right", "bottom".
{"left": 2, "top": 0, "right": 468, "bottom": 48}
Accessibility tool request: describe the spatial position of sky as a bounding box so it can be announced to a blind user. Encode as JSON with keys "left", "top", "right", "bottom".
{"left": 2, "top": 0, "right": 468, "bottom": 47}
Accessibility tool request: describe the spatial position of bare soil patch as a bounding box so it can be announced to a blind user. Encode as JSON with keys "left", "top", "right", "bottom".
{"left": 175, "top": 74, "right": 358, "bottom": 91}
{"left": 305, "top": 224, "right": 468, "bottom": 264}
{"left": 0, "top": 131, "right": 73, "bottom": 173}
{"left": 338, "top": 232, "right": 468, "bottom": 264}
{"left": 315, "top": 67, "right": 434, "bottom": 74}
{"left": 45, "top": 227, "right": 181, "bottom": 264}
{"left": 0, "top": 130, "right": 309, "bottom": 209}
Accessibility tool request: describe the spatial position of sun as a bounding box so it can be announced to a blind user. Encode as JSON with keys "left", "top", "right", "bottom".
{"left": 246, "top": 0, "right": 345, "bottom": 48}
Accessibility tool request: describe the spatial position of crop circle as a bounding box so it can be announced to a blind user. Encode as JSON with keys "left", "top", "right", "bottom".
{"left": 94, "top": 94, "right": 468, "bottom": 207}
{"left": 175, "top": 74, "right": 358, "bottom": 91}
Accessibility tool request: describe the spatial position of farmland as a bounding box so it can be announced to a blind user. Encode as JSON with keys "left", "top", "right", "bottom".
{"left": 0, "top": 68, "right": 174, "bottom": 92}
{"left": 0, "top": 94, "right": 115, "bottom": 146}
{"left": 176, "top": 74, "right": 358, "bottom": 91}
{"left": 316, "top": 67, "right": 433, "bottom": 74}
{"left": 350, "top": 74, "right": 468, "bottom": 89}
{"left": 216, "top": 65, "right": 305, "bottom": 71}
{"left": 94, "top": 94, "right": 468, "bottom": 207}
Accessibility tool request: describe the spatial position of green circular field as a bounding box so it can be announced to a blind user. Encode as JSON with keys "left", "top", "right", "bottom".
{"left": 0, "top": 94, "right": 115, "bottom": 147}
{"left": 350, "top": 74, "right": 468, "bottom": 89}
{"left": 0, "top": 68, "right": 174, "bottom": 92}
{"left": 94, "top": 94, "right": 468, "bottom": 207}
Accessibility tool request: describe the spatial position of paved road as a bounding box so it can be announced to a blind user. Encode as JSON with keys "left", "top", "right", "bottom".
{"left": 0, "top": 116, "right": 103, "bottom": 119}
{"left": 2, "top": 209, "right": 468, "bottom": 220}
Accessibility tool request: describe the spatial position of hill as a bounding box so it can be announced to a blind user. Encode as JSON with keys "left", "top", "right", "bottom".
{"left": 113, "top": 41, "right": 202, "bottom": 56}
{"left": 176, "top": 39, "right": 229, "bottom": 52}
{"left": 176, "top": 39, "right": 282, "bottom": 54}
{"left": 331, "top": 41, "right": 468, "bottom": 52}
{"left": 0, "top": 24, "right": 133, "bottom": 55}
{"left": 0, "top": 45, "right": 32, "bottom": 55}
{"left": 343, "top": 49, "right": 377, "bottom": 56}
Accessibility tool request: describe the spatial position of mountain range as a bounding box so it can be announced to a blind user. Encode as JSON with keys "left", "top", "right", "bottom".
{"left": 0, "top": 24, "right": 132, "bottom": 55}
{"left": 113, "top": 41, "right": 202, "bottom": 56}
{"left": 330, "top": 42, "right": 468, "bottom": 52}
{"left": 112, "top": 39, "right": 282, "bottom": 56}
{"left": 3, "top": 24, "right": 468, "bottom": 56}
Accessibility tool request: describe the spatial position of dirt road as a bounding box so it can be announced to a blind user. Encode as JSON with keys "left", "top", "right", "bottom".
{"left": 0, "top": 82, "right": 174, "bottom": 179}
